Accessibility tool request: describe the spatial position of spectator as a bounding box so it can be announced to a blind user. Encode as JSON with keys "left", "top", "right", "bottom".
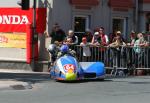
{"left": 134, "top": 33, "right": 147, "bottom": 53}
{"left": 144, "top": 24, "right": 150, "bottom": 69}
{"left": 47, "top": 23, "right": 66, "bottom": 71}
{"left": 65, "top": 30, "right": 78, "bottom": 45}
{"left": 144, "top": 24, "right": 150, "bottom": 43}
{"left": 127, "top": 30, "right": 136, "bottom": 46}
{"left": 98, "top": 27, "right": 109, "bottom": 62}
{"left": 91, "top": 27, "right": 109, "bottom": 62}
{"left": 80, "top": 37, "right": 91, "bottom": 61}
{"left": 133, "top": 33, "right": 148, "bottom": 68}
{"left": 84, "top": 29, "right": 93, "bottom": 43}
{"left": 109, "top": 32, "right": 116, "bottom": 43}
{"left": 64, "top": 30, "right": 78, "bottom": 50}
{"left": 99, "top": 27, "right": 109, "bottom": 46}
{"left": 49, "top": 23, "right": 66, "bottom": 44}
{"left": 108, "top": 31, "right": 126, "bottom": 70}
{"left": 91, "top": 27, "right": 109, "bottom": 46}
{"left": 90, "top": 32, "right": 101, "bottom": 61}
{"left": 94, "top": 27, "right": 100, "bottom": 32}
{"left": 109, "top": 31, "right": 126, "bottom": 48}
{"left": 126, "top": 31, "right": 136, "bottom": 74}
{"left": 91, "top": 32, "right": 101, "bottom": 46}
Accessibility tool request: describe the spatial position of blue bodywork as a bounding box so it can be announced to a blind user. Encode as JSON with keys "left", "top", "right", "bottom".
{"left": 50, "top": 55, "right": 105, "bottom": 81}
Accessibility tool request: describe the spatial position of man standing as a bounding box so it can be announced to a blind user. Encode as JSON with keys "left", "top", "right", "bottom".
{"left": 99, "top": 27, "right": 109, "bottom": 46}
{"left": 49, "top": 23, "right": 66, "bottom": 44}
{"left": 46, "top": 23, "right": 66, "bottom": 71}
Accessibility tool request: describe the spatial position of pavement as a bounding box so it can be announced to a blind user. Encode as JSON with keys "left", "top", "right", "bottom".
{"left": 0, "top": 80, "right": 31, "bottom": 90}
{"left": 0, "top": 69, "right": 49, "bottom": 91}
{"left": 0, "top": 48, "right": 26, "bottom": 61}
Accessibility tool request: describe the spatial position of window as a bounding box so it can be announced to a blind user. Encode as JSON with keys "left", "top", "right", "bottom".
{"left": 73, "top": 15, "right": 90, "bottom": 43}
{"left": 112, "top": 17, "right": 128, "bottom": 36}
{"left": 74, "top": 16, "right": 90, "bottom": 33}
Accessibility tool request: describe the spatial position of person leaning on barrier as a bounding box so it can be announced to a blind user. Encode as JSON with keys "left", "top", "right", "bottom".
{"left": 109, "top": 31, "right": 127, "bottom": 59}
{"left": 108, "top": 31, "right": 126, "bottom": 69}
{"left": 91, "top": 32, "right": 101, "bottom": 46}
{"left": 99, "top": 27, "right": 109, "bottom": 46}
{"left": 80, "top": 37, "right": 91, "bottom": 62}
{"left": 90, "top": 32, "right": 101, "bottom": 61}
{"left": 127, "top": 30, "right": 136, "bottom": 46}
{"left": 126, "top": 30, "right": 136, "bottom": 71}
{"left": 98, "top": 27, "right": 109, "bottom": 62}
{"left": 84, "top": 29, "right": 93, "bottom": 43}
{"left": 64, "top": 30, "right": 78, "bottom": 45}
{"left": 133, "top": 33, "right": 149, "bottom": 53}
{"left": 64, "top": 30, "right": 78, "bottom": 50}
{"left": 133, "top": 33, "right": 148, "bottom": 54}
{"left": 133, "top": 33, "right": 149, "bottom": 68}
{"left": 108, "top": 31, "right": 126, "bottom": 48}
{"left": 91, "top": 27, "right": 109, "bottom": 46}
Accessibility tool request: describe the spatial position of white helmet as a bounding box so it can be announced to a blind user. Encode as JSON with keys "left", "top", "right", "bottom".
{"left": 48, "top": 44, "right": 56, "bottom": 54}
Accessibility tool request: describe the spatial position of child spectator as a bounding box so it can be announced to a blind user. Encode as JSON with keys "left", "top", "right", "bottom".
{"left": 80, "top": 37, "right": 91, "bottom": 62}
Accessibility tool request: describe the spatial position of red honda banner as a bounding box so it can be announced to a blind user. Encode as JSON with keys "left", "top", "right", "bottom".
{"left": 0, "top": 8, "right": 46, "bottom": 33}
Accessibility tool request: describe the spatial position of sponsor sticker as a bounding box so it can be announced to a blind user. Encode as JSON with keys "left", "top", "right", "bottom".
{"left": 64, "top": 64, "right": 76, "bottom": 73}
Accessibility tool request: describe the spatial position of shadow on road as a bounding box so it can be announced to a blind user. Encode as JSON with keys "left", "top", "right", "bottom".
{"left": 0, "top": 72, "right": 114, "bottom": 84}
{"left": 0, "top": 72, "right": 51, "bottom": 84}
{"left": 56, "top": 79, "right": 112, "bottom": 84}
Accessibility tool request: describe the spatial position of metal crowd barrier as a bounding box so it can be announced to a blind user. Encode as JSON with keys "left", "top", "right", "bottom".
{"left": 70, "top": 45, "right": 150, "bottom": 71}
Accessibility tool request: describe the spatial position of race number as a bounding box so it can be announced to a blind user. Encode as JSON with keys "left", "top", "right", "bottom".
{"left": 64, "top": 64, "right": 75, "bottom": 73}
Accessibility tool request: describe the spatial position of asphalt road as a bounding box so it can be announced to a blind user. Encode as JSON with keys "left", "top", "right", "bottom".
{"left": 0, "top": 73, "right": 150, "bottom": 103}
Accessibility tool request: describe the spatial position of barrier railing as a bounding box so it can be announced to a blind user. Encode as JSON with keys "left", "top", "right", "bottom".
{"left": 71, "top": 45, "right": 150, "bottom": 70}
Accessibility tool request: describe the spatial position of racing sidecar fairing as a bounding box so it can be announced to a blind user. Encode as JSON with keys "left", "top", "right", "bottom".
{"left": 50, "top": 55, "right": 105, "bottom": 81}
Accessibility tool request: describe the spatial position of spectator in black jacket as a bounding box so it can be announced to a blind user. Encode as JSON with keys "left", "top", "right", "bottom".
{"left": 49, "top": 23, "right": 66, "bottom": 44}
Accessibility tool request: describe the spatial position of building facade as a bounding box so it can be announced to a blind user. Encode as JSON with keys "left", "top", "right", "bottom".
{"left": 47, "top": 0, "right": 150, "bottom": 39}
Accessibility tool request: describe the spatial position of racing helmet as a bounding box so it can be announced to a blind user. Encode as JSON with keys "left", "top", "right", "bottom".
{"left": 60, "top": 44, "right": 69, "bottom": 53}
{"left": 48, "top": 44, "right": 57, "bottom": 54}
